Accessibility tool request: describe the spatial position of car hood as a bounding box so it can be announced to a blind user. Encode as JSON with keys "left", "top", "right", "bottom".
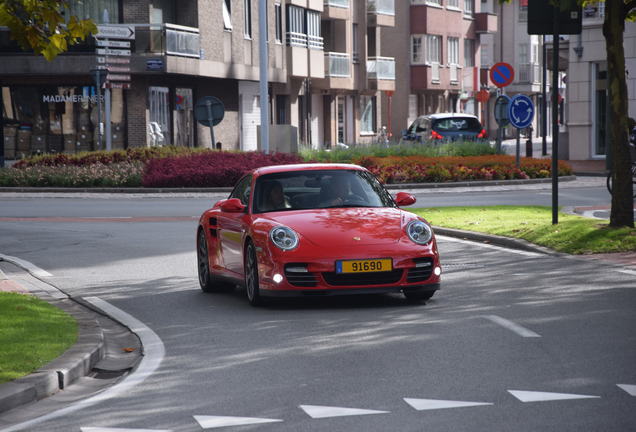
{"left": 264, "top": 207, "right": 407, "bottom": 247}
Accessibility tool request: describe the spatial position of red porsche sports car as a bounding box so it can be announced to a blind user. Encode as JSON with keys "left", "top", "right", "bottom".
{"left": 197, "top": 163, "right": 441, "bottom": 305}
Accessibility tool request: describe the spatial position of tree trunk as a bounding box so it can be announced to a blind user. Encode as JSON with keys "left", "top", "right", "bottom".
{"left": 604, "top": 0, "right": 634, "bottom": 227}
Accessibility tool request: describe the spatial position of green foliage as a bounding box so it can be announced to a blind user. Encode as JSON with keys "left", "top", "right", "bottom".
{"left": 0, "top": 292, "right": 77, "bottom": 383}
{"left": 299, "top": 141, "right": 497, "bottom": 163}
{"left": 0, "top": 0, "right": 97, "bottom": 61}
{"left": 413, "top": 205, "right": 636, "bottom": 254}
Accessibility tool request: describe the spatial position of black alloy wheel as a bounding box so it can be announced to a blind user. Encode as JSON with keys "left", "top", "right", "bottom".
{"left": 244, "top": 241, "right": 263, "bottom": 306}
{"left": 197, "top": 228, "right": 217, "bottom": 293}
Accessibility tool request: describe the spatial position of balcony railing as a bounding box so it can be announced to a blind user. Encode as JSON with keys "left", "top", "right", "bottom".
{"left": 449, "top": 63, "right": 458, "bottom": 82}
{"left": 367, "top": 56, "right": 395, "bottom": 80}
{"left": 518, "top": 63, "right": 540, "bottom": 83}
{"left": 325, "top": 0, "right": 349, "bottom": 8}
{"left": 368, "top": 0, "right": 395, "bottom": 15}
{"left": 0, "top": 23, "right": 200, "bottom": 58}
{"left": 325, "top": 52, "right": 350, "bottom": 77}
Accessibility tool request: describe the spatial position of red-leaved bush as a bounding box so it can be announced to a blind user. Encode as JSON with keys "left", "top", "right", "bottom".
{"left": 354, "top": 155, "right": 572, "bottom": 184}
{"left": 142, "top": 151, "right": 304, "bottom": 187}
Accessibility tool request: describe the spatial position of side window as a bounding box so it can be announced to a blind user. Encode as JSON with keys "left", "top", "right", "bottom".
{"left": 230, "top": 175, "right": 252, "bottom": 206}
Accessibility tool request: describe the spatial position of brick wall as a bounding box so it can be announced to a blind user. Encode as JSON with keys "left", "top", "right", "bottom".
{"left": 126, "top": 77, "right": 147, "bottom": 148}
{"left": 123, "top": 0, "right": 150, "bottom": 23}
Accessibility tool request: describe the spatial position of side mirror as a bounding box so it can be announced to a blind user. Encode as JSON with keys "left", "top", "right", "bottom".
{"left": 394, "top": 192, "right": 416, "bottom": 207}
{"left": 217, "top": 198, "right": 247, "bottom": 213}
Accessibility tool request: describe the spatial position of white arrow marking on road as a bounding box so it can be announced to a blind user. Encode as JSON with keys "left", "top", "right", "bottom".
{"left": 194, "top": 416, "right": 282, "bottom": 429}
{"left": 508, "top": 390, "right": 600, "bottom": 402}
{"left": 617, "top": 384, "right": 636, "bottom": 396}
{"left": 300, "top": 405, "right": 390, "bottom": 419}
{"left": 81, "top": 428, "right": 171, "bottom": 432}
{"left": 404, "top": 398, "right": 493, "bottom": 411}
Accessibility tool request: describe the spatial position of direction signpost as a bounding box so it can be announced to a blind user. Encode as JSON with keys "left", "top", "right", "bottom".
{"left": 508, "top": 94, "right": 535, "bottom": 168}
{"left": 93, "top": 25, "right": 134, "bottom": 151}
{"left": 490, "top": 63, "right": 515, "bottom": 153}
{"left": 195, "top": 96, "right": 225, "bottom": 148}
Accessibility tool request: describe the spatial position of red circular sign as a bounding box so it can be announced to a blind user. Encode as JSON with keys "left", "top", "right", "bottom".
{"left": 489, "top": 62, "right": 515, "bottom": 88}
{"left": 476, "top": 89, "right": 490, "bottom": 103}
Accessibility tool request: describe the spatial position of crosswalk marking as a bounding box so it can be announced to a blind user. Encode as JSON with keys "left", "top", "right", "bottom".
{"left": 617, "top": 384, "right": 636, "bottom": 396}
{"left": 508, "top": 390, "right": 600, "bottom": 402}
{"left": 404, "top": 398, "right": 493, "bottom": 411}
{"left": 299, "top": 405, "right": 389, "bottom": 419}
{"left": 81, "top": 428, "right": 171, "bottom": 432}
{"left": 193, "top": 415, "right": 283, "bottom": 429}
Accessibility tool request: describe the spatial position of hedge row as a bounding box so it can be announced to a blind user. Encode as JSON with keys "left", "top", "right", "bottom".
{"left": 0, "top": 162, "right": 143, "bottom": 187}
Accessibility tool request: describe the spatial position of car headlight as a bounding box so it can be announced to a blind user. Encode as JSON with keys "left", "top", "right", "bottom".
{"left": 406, "top": 220, "right": 433, "bottom": 245}
{"left": 270, "top": 226, "right": 299, "bottom": 251}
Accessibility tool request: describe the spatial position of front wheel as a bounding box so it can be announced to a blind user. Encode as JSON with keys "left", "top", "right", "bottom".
{"left": 244, "top": 241, "right": 263, "bottom": 306}
{"left": 197, "top": 229, "right": 220, "bottom": 293}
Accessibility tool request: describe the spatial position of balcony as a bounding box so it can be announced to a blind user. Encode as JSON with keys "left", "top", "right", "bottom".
{"left": 474, "top": 12, "right": 497, "bottom": 33}
{"left": 324, "top": 0, "right": 349, "bottom": 20}
{"left": 325, "top": 52, "right": 350, "bottom": 77}
{"left": 367, "top": 56, "right": 395, "bottom": 91}
{"left": 517, "top": 63, "right": 541, "bottom": 84}
{"left": 368, "top": 0, "right": 395, "bottom": 27}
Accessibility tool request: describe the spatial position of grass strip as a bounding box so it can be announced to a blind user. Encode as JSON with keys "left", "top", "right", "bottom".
{"left": 412, "top": 205, "right": 636, "bottom": 255}
{"left": 0, "top": 292, "right": 77, "bottom": 384}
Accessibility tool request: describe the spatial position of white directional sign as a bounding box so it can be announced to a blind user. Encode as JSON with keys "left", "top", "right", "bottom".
{"left": 96, "top": 48, "right": 131, "bottom": 57}
{"left": 97, "top": 56, "right": 131, "bottom": 64}
{"left": 96, "top": 40, "right": 131, "bottom": 48}
{"left": 104, "top": 65, "right": 131, "bottom": 73}
{"left": 106, "top": 74, "right": 131, "bottom": 82}
{"left": 96, "top": 25, "right": 136, "bottom": 40}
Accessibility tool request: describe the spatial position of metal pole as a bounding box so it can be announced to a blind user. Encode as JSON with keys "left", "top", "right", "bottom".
{"left": 105, "top": 87, "right": 112, "bottom": 151}
{"left": 516, "top": 128, "right": 520, "bottom": 168}
{"left": 0, "top": 86, "right": 5, "bottom": 168}
{"left": 96, "top": 71, "right": 103, "bottom": 151}
{"left": 551, "top": 7, "right": 560, "bottom": 225}
{"left": 495, "top": 89, "right": 502, "bottom": 153}
{"left": 258, "top": 0, "right": 269, "bottom": 153}
{"left": 542, "top": 34, "right": 547, "bottom": 156}
{"left": 205, "top": 100, "right": 216, "bottom": 148}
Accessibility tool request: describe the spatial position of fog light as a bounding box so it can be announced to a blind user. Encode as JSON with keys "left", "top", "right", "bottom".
{"left": 273, "top": 274, "right": 284, "bottom": 283}
{"left": 434, "top": 266, "right": 442, "bottom": 276}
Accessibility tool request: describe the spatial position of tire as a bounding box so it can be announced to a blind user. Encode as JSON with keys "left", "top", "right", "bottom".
{"left": 606, "top": 173, "right": 613, "bottom": 196}
{"left": 244, "top": 241, "right": 263, "bottom": 306}
{"left": 607, "top": 165, "right": 636, "bottom": 197}
{"left": 403, "top": 288, "right": 436, "bottom": 303}
{"left": 197, "top": 228, "right": 221, "bottom": 293}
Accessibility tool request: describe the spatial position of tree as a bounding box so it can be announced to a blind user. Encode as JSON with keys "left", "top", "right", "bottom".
{"left": 603, "top": 0, "right": 635, "bottom": 227}
{"left": 0, "top": 0, "right": 96, "bottom": 61}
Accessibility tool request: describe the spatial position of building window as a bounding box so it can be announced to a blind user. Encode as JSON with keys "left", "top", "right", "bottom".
{"left": 244, "top": 0, "right": 252, "bottom": 38}
{"left": 307, "top": 10, "right": 322, "bottom": 49}
{"left": 274, "top": 4, "right": 282, "bottom": 42}
{"left": 447, "top": 0, "right": 460, "bottom": 8}
{"left": 286, "top": 5, "right": 306, "bottom": 46}
{"left": 448, "top": 37, "right": 459, "bottom": 65}
{"left": 426, "top": 35, "right": 441, "bottom": 64}
{"left": 464, "top": 0, "right": 473, "bottom": 16}
{"left": 352, "top": 23, "right": 359, "bottom": 63}
{"left": 464, "top": 38, "right": 474, "bottom": 66}
{"left": 411, "top": 35, "right": 424, "bottom": 64}
{"left": 66, "top": 0, "right": 119, "bottom": 23}
{"left": 223, "top": 0, "right": 233, "bottom": 30}
{"left": 426, "top": 0, "right": 441, "bottom": 6}
{"left": 360, "top": 96, "right": 376, "bottom": 134}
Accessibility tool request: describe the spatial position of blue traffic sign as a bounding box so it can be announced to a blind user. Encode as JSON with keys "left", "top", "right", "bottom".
{"left": 489, "top": 62, "right": 515, "bottom": 88}
{"left": 508, "top": 94, "right": 534, "bottom": 129}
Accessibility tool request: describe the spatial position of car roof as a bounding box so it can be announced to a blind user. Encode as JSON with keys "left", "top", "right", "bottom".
{"left": 417, "top": 112, "right": 479, "bottom": 121}
{"left": 252, "top": 163, "right": 366, "bottom": 177}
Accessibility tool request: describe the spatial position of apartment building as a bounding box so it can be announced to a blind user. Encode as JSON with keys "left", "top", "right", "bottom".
{"left": 382, "top": 0, "right": 497, "bottom": 138}
{"left": 0, "top": 0, "right": 398, "bottom": 158}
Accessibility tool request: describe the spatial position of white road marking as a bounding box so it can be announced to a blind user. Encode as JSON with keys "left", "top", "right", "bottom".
{"left": 482, "top": 315, "right": 541, "bottom": 338}
{"left": 193, "top": 416, "right": 283, "bottom": 428}
{"left": 508, "top": 390, "right": 600, "bottom": 402}
{"left": 617, "top": 384, "right": 636, "bottom": 396}
{"left": 0, "top": 253, "right": 53, "bottom": 277}
{"left": 0, "top": 297, "right": 165, "bottom": 432}
{"left": 403, "top": 398, "right": 492, "bottom": 411}
{"left": 299, "top": 405, "right": 389, "bottom": 419}
{"left": 617, "top": 269, "right": 636, "bottom": 276}
{"left": 436, "top": 235, "right": 543, "bottom": 257}
{"left": 81, "top": 428, "right": 171, "bottom": 432}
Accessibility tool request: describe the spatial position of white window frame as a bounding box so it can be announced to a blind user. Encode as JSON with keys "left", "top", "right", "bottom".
{"left": 447, "top": 0, "right": 460, "bottom": 9}
{"left": 244, "top": 0, "right": 252, "bottom": 39}
{"left": 360, "top": 96, "right": 376, "bottom": 134}
{"left": 448, "top": 37, "right": 459, "bottom": 66}
{"left": 275, "top": 3, "right": 282, "bottom": 43}
{"left": 306, "top": 10, "right": 321, "bottom": 49}
{"left": 223, "top": 0, "right": 232, "bottom": 31}
{"left": 464, "top": 38, "right": 474, "bottom": 67}
{"left": 425, "top": 34, "right": 441, "bottom": 65}
{"left": 464, "top": 0, "right": 474, "bottom": 16}
{"left": 411, "top": 34, "right": 425, "bottom": 64}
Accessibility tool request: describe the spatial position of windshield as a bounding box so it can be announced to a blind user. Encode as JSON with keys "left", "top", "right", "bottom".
{"left": 253, "top": 169, "right": 395, "bottom": 213}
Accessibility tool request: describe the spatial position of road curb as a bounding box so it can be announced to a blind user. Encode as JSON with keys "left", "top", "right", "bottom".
{"left": 0, "top": 296, "right": 105, "bottom": 414}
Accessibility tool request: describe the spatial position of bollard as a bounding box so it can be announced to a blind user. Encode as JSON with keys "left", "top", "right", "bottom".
{"left": 525, "top": 139, "right": 533, "bottom": 158}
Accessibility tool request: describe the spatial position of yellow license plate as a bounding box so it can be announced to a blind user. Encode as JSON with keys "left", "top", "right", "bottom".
{"left": 336, "top": 258, "right": 392, "bottom": 274}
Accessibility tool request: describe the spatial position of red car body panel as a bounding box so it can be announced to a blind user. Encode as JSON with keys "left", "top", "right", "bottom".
{"left": 197, "top": 164, "right": 441, "bottom": 296}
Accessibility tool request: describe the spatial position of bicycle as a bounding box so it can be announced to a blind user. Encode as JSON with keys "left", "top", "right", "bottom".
{"left": 606, "top": 133, "right": 636, "bottom": 197}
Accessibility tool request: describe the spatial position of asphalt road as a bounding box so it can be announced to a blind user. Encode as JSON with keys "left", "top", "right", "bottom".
{"left": 1, "top": 180, "right": 634, "bottom": 431}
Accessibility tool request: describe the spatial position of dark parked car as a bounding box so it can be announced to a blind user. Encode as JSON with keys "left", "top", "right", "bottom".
{"left": 400, "top": 113, "right": 487, "bottom": 143}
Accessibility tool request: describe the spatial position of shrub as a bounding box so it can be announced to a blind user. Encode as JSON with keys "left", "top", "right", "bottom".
{"left": 142, "top": 152, "right": 304, "bottom": 187}
{"left": 0, "top": 162, "right": 144, "bottom": 187}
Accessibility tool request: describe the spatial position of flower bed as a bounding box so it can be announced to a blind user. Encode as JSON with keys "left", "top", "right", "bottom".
{"left": 142, "top": 151, "right": 304, "bottom": 187}
{"left": 355, "top": 155, "right": 572, "bottom": 184}
{"left": 0, "top": 161, "right": 143, "bottom": 187}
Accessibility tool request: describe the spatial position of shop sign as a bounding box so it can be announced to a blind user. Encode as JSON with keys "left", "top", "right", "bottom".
{"left": 42, "top": 94, "right": 101, "bottom": 103}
